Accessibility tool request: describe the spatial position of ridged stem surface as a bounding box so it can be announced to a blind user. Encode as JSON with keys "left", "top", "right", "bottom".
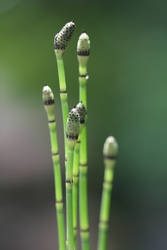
{"left": 72, "top": 137, "right": 80, "bottom": 249}
{"left": 97, "top": 160, "right": 115, "bottom": 250}
{"left": 55, "top": 52, "right": 68, "bottom": 161}
{"left": 66, "top": 140, "right": 75, "bottom": 250}
{"left": 79, "top": 65, "right": 90, "bottom": 250}
{"left": 47, "top": 112, "right": 65, "bottom": 250}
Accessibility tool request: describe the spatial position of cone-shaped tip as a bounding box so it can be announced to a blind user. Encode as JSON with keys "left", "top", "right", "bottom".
{"left": 66, "top": 108, "right": 80, "bottom": 140}
{"left": 76, "top": 102, "right": 87, "bottom": 124}
{"left": 42, "top": 85, "right": 54, "bottom": 105}
{"left": 77, "top": 32, "right": 90, "bottom": 56}
{"left": 54, "top": 21, "right": 75, "bottom": 50}
{"left": 103, "top": 136, "right": 118, "bottom": 158}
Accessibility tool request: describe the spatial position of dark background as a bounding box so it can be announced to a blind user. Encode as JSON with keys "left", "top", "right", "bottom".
{"left": 0, "top": 0, "right": 167, "bottom": 249}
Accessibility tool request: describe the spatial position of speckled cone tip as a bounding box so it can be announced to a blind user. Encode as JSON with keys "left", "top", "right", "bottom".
{"left": 54, "top": 21, "right": 75, "bottom": 50}
{"left": 66, "top": 108, "right": 80, "bottom": 140}
{"left": 76, "top": 102, "right": 87, "bottom": 124}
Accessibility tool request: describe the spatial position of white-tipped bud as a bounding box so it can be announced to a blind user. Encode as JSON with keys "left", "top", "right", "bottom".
{"left": 54, "top": 21, "right": 75, "bottom": 51}
{"left": 103, "top": 136, "right": 118, "bottom": 159}
{"left": 42, "top": 85, "right": 55, "bottom": 115}
{"left": 77, "top": 32, "right": 90, "bottom": 66}
{"left": 42, "top": 85, "right": 54, "bottom": 105}
{"left": 66, "top": 108, "right": 80, "bottom": 140}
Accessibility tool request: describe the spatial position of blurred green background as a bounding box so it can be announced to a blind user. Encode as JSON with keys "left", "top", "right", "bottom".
{"left": 1, "top": 0, "right": 167, "bottom": 249}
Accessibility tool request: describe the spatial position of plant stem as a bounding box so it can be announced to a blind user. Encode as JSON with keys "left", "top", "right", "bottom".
{"left": 55, "top": 52, "right": 69, "bottom": 161}
{"left": 97, "top": 160, "right": 115, "bottom": 250}
{"left": 79, "top": 64, "right": 90, "bottom": 250}
{"left": 97, "top": 136, "right": 118, "bottom": 250}
{"left": 43, "top": 88, "right": 65, "bottom": 250}
{"left": 49, "top": 120, "right": 66, "bottom": 250}
{"left": 66, "top": 140, "right": 75, "bottom": 250}
{"left": 72, "top": 137, "right": 80, "bottom": 249}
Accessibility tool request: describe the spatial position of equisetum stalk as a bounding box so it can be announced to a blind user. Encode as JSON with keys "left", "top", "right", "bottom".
{"left": 54, "top": 21, "right": 75, "bottom": 161}
{"left": 72, "top": 102, "right": 87, "bottom": 249}
{"left": 97, "top": 136, "right": 118, "bottom": 250}
{"left": 42, "top": 85, "right": 65, "bottom": 250}
{"left": 77, "top": 32, "right": 90, "bottom": 250}
{"left": 66, "top": 108, "right": 80, "bottom": 250}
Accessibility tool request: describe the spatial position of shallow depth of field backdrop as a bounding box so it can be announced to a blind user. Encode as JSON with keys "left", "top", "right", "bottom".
{"left": 0, "top": 0, "right": 167, "bottom": 250}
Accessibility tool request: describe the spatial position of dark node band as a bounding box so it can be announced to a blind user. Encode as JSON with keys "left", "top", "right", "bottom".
{"left": 73, "top": 227, "right": 77, "bottom": 231}
{"left": 80, "top": 119, "right": 85, "bottom": 124}
{"left": 66, "top": 179, "right": 73, "bottom": 184}
{"left": 80, "top": 228, "right": 89, "bottom": 233}
{"left": 99, "top": 220, "right": 108, "bottom": 225}
{"left": 44, "top": 99, "right": 54, "bottom": 105}
{"left": 54, "top": 44, "right": 65, "bottom": 50}
{"left": 79, "top": 73, "right": 88, "bottom": 78}
{"left": 104, "top": 180, "right": 113, "bottom": 185}
{"left": 60, "top": 90, "right": 67, "bottom": 94}
{"left": 73, "top": 174, "right": 79, "bottom": 178}
{"left": 104, "top": 155, "right": 117, "bottom": 160}
{"left": 66, "top": 134, "right": 78, "bottom": 140}
{"left": 79, "top": 162, "right": 87, "bottom": 167}
{"left": 77, "top": 50, "right": 90, "bottom": 56}
{"left": 48, "top": 119, "right": 55, "bottom": 123}
{"left": 56, "top": 200, "right": 63, "bottom": 204}
{"left": 77, "top": 140, "right": 81, "bottom": 144}
{"left": 52, "top": 152, "right": 59, "bottom": 156}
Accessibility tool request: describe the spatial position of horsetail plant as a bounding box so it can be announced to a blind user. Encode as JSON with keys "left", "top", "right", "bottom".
{"left": 54, "top": 21, "right": 75, "bottom": 161}
{"left": 42, "top": 21, "right": 119, "bottom": 250}
{"left": 42, "top": 85, "right": 65, "bottom": 250}
{"left": 72, "top": 102, "right": 87, "bottom": 248}
{"left": 77, "top": 32, "right": 90, "bottom": 250}
{"left": 97, "top": 136, "right": 118, "bottom": 250}
{"left": 66, "top": 108, "right": 80, "bottom": 250}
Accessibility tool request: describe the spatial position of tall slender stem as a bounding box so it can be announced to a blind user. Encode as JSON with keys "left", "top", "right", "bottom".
{"left": 54, "top": 21, "right": 75, "bottom": 163}
{"left": 79, "top": 65, "right": 90, "bottom": 250}
{"left": 66, "top": 108, "right": 80, "bottom": 250}
{"left": 72, "top": 138, "right": 80, "bottom": 249}
{"left": 97, "top": 136, "right": 118, "bottom": 250}
{"left": 97, "top": 161, "right": 115, "bottom": 250}
{"left": 55, "top": 52, "right": 68, "bottom": 161}
{"left": 66, "top": 141, "right": 75, "bottom": 250}
{"left": 77, "top": 32, "right": 90, "bottom": 250}
{"left": 43, "top": 86, "right": 65, "bottom": 250}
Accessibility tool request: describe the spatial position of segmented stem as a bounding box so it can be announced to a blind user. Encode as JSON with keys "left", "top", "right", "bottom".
{"left": 44, "top": 105, "right": 65, "bottom": 250}
{"left": 79, "top": 64, "right": 90, "bottom": 250}
{"left": 55, "top": 52, "right": 68, "bottom": 161}
{"left": 66, "top": 140, "right": 75, "bottom": 250}
{"left": 97, "top": 159, "right": 116, "bottom": 250}
{"left": 72, "top": 137, "right": 80, "bottom": 249}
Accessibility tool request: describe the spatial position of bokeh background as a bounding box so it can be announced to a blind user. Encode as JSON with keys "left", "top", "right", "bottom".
{"left": 1, "top": 0, "right": 167, "bottom": 249}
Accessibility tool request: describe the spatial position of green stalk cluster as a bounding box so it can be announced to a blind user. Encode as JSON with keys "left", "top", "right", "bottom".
{"left": 42, "top": 85, "right": 65, "bottom": 250}
{"left": 42, "top": 21, "right": 119, "bottom": 250}
{"left": 77, "top": 32, "right": 90, "bottom": 250}
{"left": 97, "top": 136, "right": 118, "bottom": 250}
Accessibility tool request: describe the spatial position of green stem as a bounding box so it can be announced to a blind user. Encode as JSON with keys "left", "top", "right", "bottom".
{"left": 97, "top": 160, "right": 115, "bottom": 250}
{"left": 79, "top": 65, "right": 90, "bottom": 250}
{"left": 66, "top": 140, "right": 75, "bottom": 250}
{"left": 72, "top": 137, "right": 80, "bottom": 249}
{"left": 55, "top": 51, "right": 69, "bottom": 161}
{"left": 47, "top": 113, "right": 65, "bottom": 250}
